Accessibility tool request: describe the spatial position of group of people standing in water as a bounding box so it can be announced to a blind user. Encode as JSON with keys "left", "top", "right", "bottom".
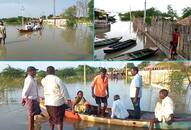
{"left": 21, "top": 66, "right": 174, "bottom": 130}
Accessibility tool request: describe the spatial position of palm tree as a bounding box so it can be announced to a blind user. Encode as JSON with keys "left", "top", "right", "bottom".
{"left": 1, "top": 65, "right": 25, "bottom": 79}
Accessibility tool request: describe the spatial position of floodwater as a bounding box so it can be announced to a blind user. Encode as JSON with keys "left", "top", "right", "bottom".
{"left": 0, "top": 24, "right": 93, "bottom": 60}
{"left": 0, "top": 80, "right": 191, "bottom": 130}
{"left": 94, "top": 15, "right": 167, "bottom": 61}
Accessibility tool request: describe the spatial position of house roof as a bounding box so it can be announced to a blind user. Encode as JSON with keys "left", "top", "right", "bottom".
{"left": 95, "top": 8, "right": 109, "bottom": 15}
{"left": 177, "top": 16, "right": 191, "bottom": 25}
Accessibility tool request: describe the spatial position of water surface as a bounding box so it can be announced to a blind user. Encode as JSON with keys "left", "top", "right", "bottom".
{"left": 0, "top": 80, "right": 191, "bottom": 130}
{"left": 0, "top": 24, "right": 93, "bottom": 60}
{"left": 95, "top": 16, "right": 167, "bottom": 61}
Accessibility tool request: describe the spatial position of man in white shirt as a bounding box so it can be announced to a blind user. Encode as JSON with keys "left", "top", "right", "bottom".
{"left": 25, "top": 23, "right": 33, "bottom": 30}
{"left": 155, "top": 89, "right": 174, "bottom": 122}
{"left": 33, "top": 23, "right": 41, "bottom": 31}
{"left": 129, "top": 67, "right": 142, "bottom": 119}
{"left": 149, "top": 89, "right": 174, "bottom": 130}
{"left": 22, "top": 66, "right": 41, "bottom": 130}
{"left": 41, "top": 66, "right": 71, "bottom": 130}
{"left": 111, "top": 95, "right": 129, "bottom": 119}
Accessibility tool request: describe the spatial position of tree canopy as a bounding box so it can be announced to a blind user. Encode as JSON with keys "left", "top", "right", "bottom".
{"left": 88, "top": 0, "right": 93, "bottom": 21}
{"left": 61, "top": 6, "right": 77, "bottom": 27}
{"left": 124, "top": 63, "right": 135, "bottom": 70}
{"left": 182, "top": 7, "right": 191, "bottom": 18}
{"left": 1, "top": 65, "right": 25, "bottom": 79}
{"left": 119, "top": 5, "right": 180, "bottom": 22}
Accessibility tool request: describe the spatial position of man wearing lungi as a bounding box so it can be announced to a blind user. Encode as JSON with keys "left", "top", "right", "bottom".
{"left": 22, "top": 66, "right": 41, "bottom": 130}
{"left": 41, "top": 66, "right": 71, "bottom": 130}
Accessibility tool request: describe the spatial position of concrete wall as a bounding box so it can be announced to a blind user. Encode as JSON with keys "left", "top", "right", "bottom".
{"left": 43, "top": 19, "right": 67, "bottom": 26}
{"left": 140, "top": 69, "right": 171, "bottom": 88}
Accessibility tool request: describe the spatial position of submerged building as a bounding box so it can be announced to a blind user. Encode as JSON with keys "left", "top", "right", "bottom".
{"left": 95, "top": 8, "right": 110, "bottom": 28}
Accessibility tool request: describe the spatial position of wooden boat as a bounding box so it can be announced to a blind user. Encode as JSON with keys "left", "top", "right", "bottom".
{"left": 94, "top": 37, "right": 122, "bottom": 47}
{"left": 103, "top": 39, "right": 136, "bottom": 53}
{"left": 109, "top": 47, "right": 158, "bottom": 60}
{"left": 39, "top": 101, "right": 191, "bottom": 129}
{"left": 17, "top": 28, "right": 42, "bottom": 33}
{"left": 17, "top": 29, "right": 33, "bottom": 33}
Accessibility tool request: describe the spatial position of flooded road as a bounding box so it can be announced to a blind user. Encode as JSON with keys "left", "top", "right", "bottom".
{"left": 0, "top": 24, "right": 93, "bottom": 60}
{"left": 94, "top": 17, "right": 167, "bottom": 61}
{"left": 0, "top": 80, "right": 191, "bottom": 130}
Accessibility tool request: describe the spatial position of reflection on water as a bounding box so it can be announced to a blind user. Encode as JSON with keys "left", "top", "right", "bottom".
{"left": 0, "top": 80, "right": 191, "bottom": 130}
{"left": 95, "top": 19, "right": 166, "bottom": 60}
{"left": 0, "top": 45, "right": 6, "bottom": 58}
{"left": 35, "top": 118, "right": 148, "bottom": 130}
{"left": 0, "top": 24, "right": 93, "bottom": 60}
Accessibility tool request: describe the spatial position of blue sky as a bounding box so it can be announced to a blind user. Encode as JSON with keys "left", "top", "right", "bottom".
{"left": 0, "top": 61, "right": 142, "bottom": 72}
{"left": 0, "top": 0, "right": 76, "bottom": 18}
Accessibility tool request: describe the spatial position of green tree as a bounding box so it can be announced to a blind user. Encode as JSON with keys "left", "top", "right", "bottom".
{"left": 47, "top": 14, "right": 53, "bottom": 19}
{"left": 162, "top": 62, "right": 191, "bottom": 93}
{"left": 56, "top": 68, "right": 76, "bottom": 78}
{"left": 1, "top": 65, "right": 25, "bottom": 79}
{"left": 119, "top": 7, "right": 162, "bottom": 22}
{"left": 148, "top": 8, "right": 161, "bottom": 16}
{"left": 40, "top": 15, "right": 46, "bottom": 19}
{"left": 182, "top": 7, "right": 191, "bottom": 18}
{"left": 125, "top": 63, "right": 135, "bottom": 70}
{"left": 75, "top": 65, "right": 96, "bottom": 75}
{"left": 61, "top": 6, "right": 77, "bottom": 27}
{"left": 167, "top": 5, "right": 178, "bottom": 20}
{"left": 37, "top": 70, "right": 46, "bottom": 79}
{"left": 62, "top": 6, "right": 76, "bottom": 18}
{"left": 88, "top": 0, "right": 93, "bottom": 21}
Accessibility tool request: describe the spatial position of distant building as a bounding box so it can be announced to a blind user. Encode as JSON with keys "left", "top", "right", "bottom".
{"left": 76, "top": 0, "right": 88, "bottom": 18}
{"left": 95, "top": 8, "right": 110, "bottom": 28}
{"left": 144, "top": 64, "right": 170, "bottom": 71}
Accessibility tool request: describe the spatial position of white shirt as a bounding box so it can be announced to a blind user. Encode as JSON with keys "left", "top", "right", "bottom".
{"left": 130, "top": 73, "right": 142, "bottom": 98}
{"left": 33, "top": 24, "right": 40, "bottom": 30}
{"left": 111, "top": 99, "right": 129, "bottom": 119}
{"left": 25, "top": 25, "right": 28, "bottom": 30}
{"left": 155, "top": 96, "right": 174, "bottom": 122}
{"left": 22, "top": 75, "right": 39, "bottom": 100}
{"left": 0, "top": 25, "right": 6, "bottom": 38}
{"left": 25, "top": 24, "right": 32, "bottom": 30}
{"left": 41, "top": 74, "right": 70, "bottom": 106}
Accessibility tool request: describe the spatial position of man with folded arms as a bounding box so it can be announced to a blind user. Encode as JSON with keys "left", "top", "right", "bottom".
{"left": 22, "top": 66, "right": 41, "bottom": 130}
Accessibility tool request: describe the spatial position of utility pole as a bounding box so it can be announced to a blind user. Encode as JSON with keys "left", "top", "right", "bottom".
{"left": 84, "top": 64, "right": 86, "bottom": 86}
{"left": 129, "top": 6, "right": 132, "bottom": 21}
{"left": 21, "top": 5, "right": 24, "bottom": 26}
{"left": 125, "top": 65, "right": 128, "bottom": 82}
{"left": 20, "top": 0, "right": 24, "bottom": 26}
{"left": 53, "top": 0, "right": 56, "bottom": 25}
{"left": 144, "top": 0, "right": 146, "bottom": 24}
